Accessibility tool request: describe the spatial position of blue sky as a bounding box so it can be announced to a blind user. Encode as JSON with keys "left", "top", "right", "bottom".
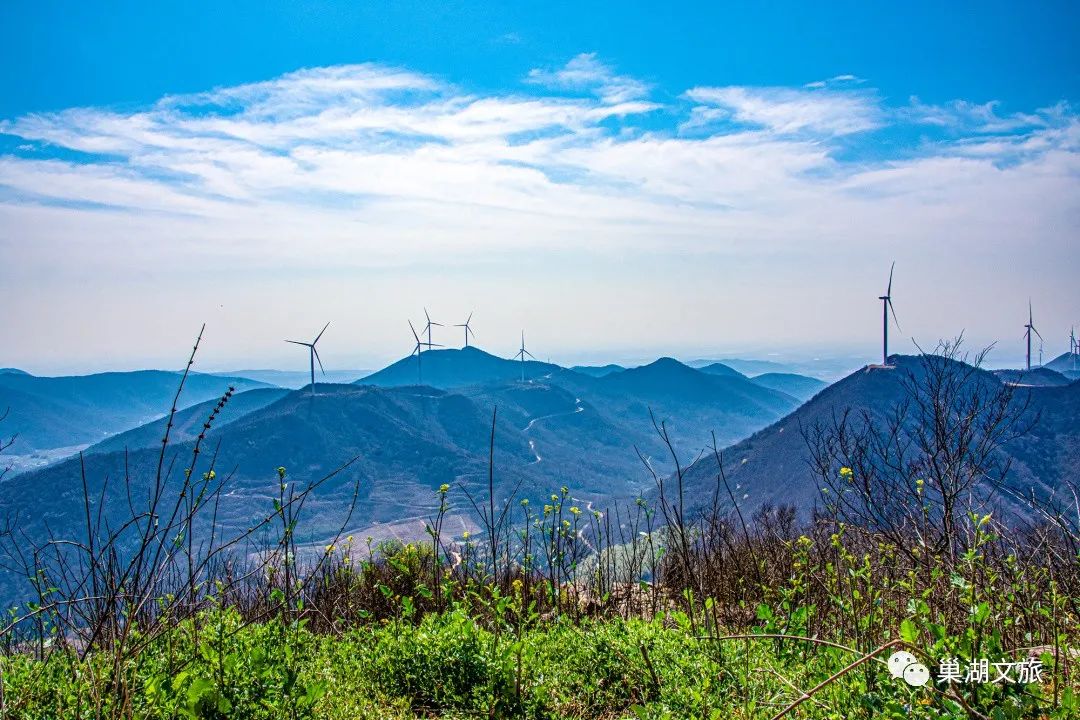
{"left": 3, "top": 2, "right": 1077, "bottom": 117}
{"left": 0, "top": 2, "right": 1078, "bottom": 373}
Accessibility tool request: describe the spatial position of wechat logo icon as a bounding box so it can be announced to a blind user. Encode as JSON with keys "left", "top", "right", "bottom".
{"left": 888, "top": 651, "right": 930, "bottom": 687}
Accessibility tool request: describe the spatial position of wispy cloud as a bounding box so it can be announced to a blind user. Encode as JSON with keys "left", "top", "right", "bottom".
{"left": 683, "top": 84, "right": 881, "bottom": 135}
{"left": 0, "top": 58, "right": 1076, "bottom": 367}
{"left": 1, "top": 61, "right": 1074, "bottom": 239}
{"left": 804, "top": 74, "right": 864, "bottom": 89}
{"left": 526, "top": 53, "right": 653, "bottom": 104}
{"left": 901, "top": 96, "right": 1068, "bottom": 134}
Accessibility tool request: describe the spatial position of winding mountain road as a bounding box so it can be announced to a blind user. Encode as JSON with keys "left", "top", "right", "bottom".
{"left": 520, "top": 398, "right": 585, "bottom": 464}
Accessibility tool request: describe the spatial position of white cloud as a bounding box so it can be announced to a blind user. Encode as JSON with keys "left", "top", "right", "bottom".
{"left": 683, "top": 85, "right": 881, "bottom": 135}
{"left": 0, "top": 60, "right": 1077, "bottom": 369}
{"left": 526, "top": 53, "right": 653, "bottom": 104}
{"left": 804, "top": 74, "right": 863, "bottom": 89}
{"left": 900, "top": 95, "right": 1062, "bottom": 134}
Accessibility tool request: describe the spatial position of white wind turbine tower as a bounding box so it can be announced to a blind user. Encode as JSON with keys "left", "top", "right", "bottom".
{"left": 1023, "top": 301, "right": 1043, "bottom": 371}
{"left": 454, "top": 312, "right": 476, "bottom": 348}
{"left": 285, "top": 322, "right": 330, "bottom": 397}
{"left": 409, "top": 320, "right": 441, "bottom": 385}
{"left": 1067, "top": 326, "right": 1078, "bottom": 371}
{"left": 422, "top": 308, "right": 442, "bottom": 350}
{"left": 1071, "top": 326, "right": 1078, "bottom": 371}
{"left": 877, "top": 262, "right": 900, "bottom": 365}
{"left": 513, "top": 330, "right": 536, "bottom": 382}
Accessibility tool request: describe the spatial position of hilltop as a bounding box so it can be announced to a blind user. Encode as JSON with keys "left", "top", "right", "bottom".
{"left": 747, "top": 372, "right": 828, "bottom": 401}
{"left": 358, "top": 347, "right": 562, "bottom": 389}
{"left": 569, "top": 363, "right": 625, "bottom": 377}
{"left": 672, "top": 355, "right": 1079, "bottom": 518}
{"left": 1045, "top": 351, "right": 1080, "bottom": 380}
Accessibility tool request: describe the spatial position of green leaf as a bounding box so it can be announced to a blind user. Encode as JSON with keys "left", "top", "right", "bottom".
{"left": 186, "top": 676, "right": 212, "bottom": 707}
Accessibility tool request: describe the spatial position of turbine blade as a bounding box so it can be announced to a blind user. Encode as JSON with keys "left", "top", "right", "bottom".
{"left": 312, "top": 346, "right": 325, "bottom": 375}
{"left": 524, "top": 350, "right": 536, "bottom": 359}
{"left": 313, "top": 321, "right": 330, "bottom": 345}
{"left": 887, "top": 261, "right": 895, "bottom": 295}
{"left": 1032, "top": 326, "right": 1044, "bottom": 342}
{"left": 888, "top": 298, "right": 900, "bottom": 331}
{"left": 285, "top": 340, "right": 309, "bottom": 346}
{"left": 409, "top": 320, "right": 420, "bottom": 343}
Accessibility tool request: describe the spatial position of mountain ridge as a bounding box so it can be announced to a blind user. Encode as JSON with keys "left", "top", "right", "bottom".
{"left": 672, "top": 355, "right": 1079, "bottom": 519}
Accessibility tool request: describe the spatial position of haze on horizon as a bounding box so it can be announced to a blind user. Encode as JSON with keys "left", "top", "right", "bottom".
{"left": 1, "top": 2, "right": 1077, "bottom": 376}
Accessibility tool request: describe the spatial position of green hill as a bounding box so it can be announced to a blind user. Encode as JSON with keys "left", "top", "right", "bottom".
{"left": 0, "top": 370, "right": 272, "bottom": 456}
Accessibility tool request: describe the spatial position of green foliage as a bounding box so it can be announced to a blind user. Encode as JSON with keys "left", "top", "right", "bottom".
{"left": 4, "top": 600, "right": 1075, "bottom": 720}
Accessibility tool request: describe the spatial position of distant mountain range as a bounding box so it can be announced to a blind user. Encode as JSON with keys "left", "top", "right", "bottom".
{"left": 3, "top": 350, "right": 811, "bottom": 577}
{"left": 746, "top": 373, "right": 828, "bottom": 401}
{"left": 1044, "top": 352, "right": 1080, "bottom": 380}
{"left": 687, "top": 356, "right": 868, "bottom": 382}
{"left": 1, "top": 347, "right": 1075, "bottom": 606}
{"left": 570, "top": 364, "right": 625, "bottom": 378}
{"left": 697, "top": 362, "right": 748, "bottom": 379}
{"left": 993, "top": 367, "right": 1074, "bottom": 387}
{"left": 2, "top": 350, "right": 833, "bottom": 481}
{"left": 673, "top": 355, "right": 1079, "bottom": 519}
{"left": 210, "top": 369, "right": 372, "bottom": 388}
{"left": 690, "top": 358, "right": 791, "bottom": 374}
{"left": 0, "top": 370, "right": 272, "bottom": 473}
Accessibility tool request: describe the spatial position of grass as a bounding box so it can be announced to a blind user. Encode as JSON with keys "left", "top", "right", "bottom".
{"left": 2, "top": 522, "right": 1076, "bottom": 720}
{"left": 6, "top": 603, "right": 1071, "bottom": 720}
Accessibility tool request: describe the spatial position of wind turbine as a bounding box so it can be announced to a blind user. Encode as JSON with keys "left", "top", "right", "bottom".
{"left": 1023, "top": 301, "right": 1043, "bottom": 371}
{"left": 410, "top": 320, "right": 441, "bottom": 385}
{"left": 878, "top": 262, "right": 900, "bottom": 365}
{"left": 1071, "top": 326, "right": 1077, "bottom": 371}
{"left": 422, "top": 308, "right": 442, "bottom": 349}
{"left": 285, "top": 322, "right": 330, "bottom": 397}
{"left": 513, "top": 330, "right": 535, "bottom": 382}
{"left": 454, "top": 312, "right": 476, "bottom": 348}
